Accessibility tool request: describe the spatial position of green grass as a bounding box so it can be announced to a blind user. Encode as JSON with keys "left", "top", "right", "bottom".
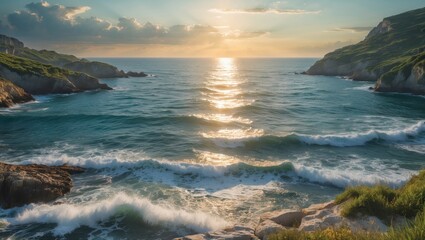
{"left": 268, "top": 170, "right": 425, "bottom": 240}
{"left": 0, "top": 52, "right": 75, "bottom": 80}
{"left": 335, "top": 170, "right": 425, "bottom": 219}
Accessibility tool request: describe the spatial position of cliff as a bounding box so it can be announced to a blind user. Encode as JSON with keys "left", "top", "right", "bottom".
{"left": 0, "top": 52, "right": 111, "bottom": 94}
{"left": 0, "top": 77, "right": 33, "bottom": 107}
{"left": 0, "top": 34, "right": 147, "bottom": 78}
{"left": 306, "top": 7, "right": 425, "bottom": 94}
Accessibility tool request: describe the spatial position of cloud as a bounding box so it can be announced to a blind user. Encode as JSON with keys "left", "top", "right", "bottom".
{"left": 1, "top": 1, "right": 263, "bottom": 46}
{"left": 328, "top": 27, "right": 373, "bottom": 33}
{"left": 223, "top": 30, "right": 268, "bottom": 39}
{"left": 209, "top": 8, "right": 320, "bottom": 15}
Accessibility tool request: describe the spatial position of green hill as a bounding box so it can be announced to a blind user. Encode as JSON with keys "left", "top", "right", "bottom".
{"left": 307, "top": 7, "right": 425, "bottom": 94}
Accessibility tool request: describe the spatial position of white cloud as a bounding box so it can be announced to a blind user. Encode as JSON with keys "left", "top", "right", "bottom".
{"left": 1, "top": 1, "right": 265, "bottom": 45}
{"left": 209, "top": 8, "right": 320, "bottom": 15}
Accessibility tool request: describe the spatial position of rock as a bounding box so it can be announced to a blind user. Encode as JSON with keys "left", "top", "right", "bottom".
{"left": 174, "top": 226, "right": 258, "bottom": 240}
{"left": 375, "top": 59, "right": 425, "bottom": 94}
{"left": 260, "top": 209, "right": 304, "bottom": 228}
{"left": 0, "top": 35, "right": 24, "bottom": 55}
{"left": 302, "top": 201, "right": 335, "bottom": 215}
{"left": 255, "top": 220, "right": 286, "bottom": 240}
{"left": 64, "top": 61, "right": 128, "bottom": 79}
{"left": 0, "top": 162, "right": 84, "bottom": 209}
{"left": 126, "top": 71, "right": 148, "bottom": 77}
{"left": 0, "top": 77, "right": 34, "bottom": 108}
{"left": 299, "top": 203, "right": 388, "bottom": 233}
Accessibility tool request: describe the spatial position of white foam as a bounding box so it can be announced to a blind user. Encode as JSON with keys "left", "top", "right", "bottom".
{"left": 297, "top": 120, "right": 425, "bottom": 147}
{"left": 6, "top": 192, "right": 227, "bottom": 236}
{"left": 292, "top": 161, "right": 414, "bottom": 188}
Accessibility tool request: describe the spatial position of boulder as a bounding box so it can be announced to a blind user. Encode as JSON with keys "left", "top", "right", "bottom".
{"left": 0, "top": 162, "right": 84, "bottom": 209}
{"left": 126, "top": 71, "right": 148, "bottom": 77}
{"left": 260, "top": 209, "right": 304, "bottom": 228}
{"left": 255, "top": 220, "right": 286, "bottom": 240}
{"left": 299, "top": 203, "right": 388, "bottom": 233}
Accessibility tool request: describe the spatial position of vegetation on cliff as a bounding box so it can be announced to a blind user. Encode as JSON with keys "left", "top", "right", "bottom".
{"left": 0, "top": 52, "right": 111, "bottom": 94}
{"left": 0, "top": 52, "right": 74, "bottom": 80}
{"left": 307, "top": 7, "right": 425, "bottom": 94}
{"left": 0, "top": 34, "right": 146, "bottom": 78}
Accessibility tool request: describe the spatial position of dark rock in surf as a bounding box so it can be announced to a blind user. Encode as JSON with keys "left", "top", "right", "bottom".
{"left": 0, "top": 162, "right": 84, "bottom": 209}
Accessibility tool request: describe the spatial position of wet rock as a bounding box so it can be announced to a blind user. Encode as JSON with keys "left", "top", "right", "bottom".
{"left": 0, "top": 162, "right": 84, "bottom": 209}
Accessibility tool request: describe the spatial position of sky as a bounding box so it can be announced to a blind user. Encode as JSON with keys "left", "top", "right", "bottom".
{"left": 0, "top": 0, "right": 423, "bottom": 58}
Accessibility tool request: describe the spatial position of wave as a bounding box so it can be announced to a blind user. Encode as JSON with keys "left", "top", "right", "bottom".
{"left": 201, "top": 121, "right": 425, "bottom": 148}
{"left": 22, "top": 148, "right": 412, "bottom": 189}
{"left": 5, "top": 192, "right": 227, "bottom": 236}
{"left": 293, "top": 163, "right": 412, "bottom": 188}
{"left": 296, "top": 120, "right": 425, "bottom": 147}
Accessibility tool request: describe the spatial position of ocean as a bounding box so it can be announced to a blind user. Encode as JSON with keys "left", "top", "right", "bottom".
{"left": 0, "top": 58, "right": 424, "bottom": 239}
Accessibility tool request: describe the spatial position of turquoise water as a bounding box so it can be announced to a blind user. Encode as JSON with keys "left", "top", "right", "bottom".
{"left": 0, "top": 58, "right": 424, "bottom": 239}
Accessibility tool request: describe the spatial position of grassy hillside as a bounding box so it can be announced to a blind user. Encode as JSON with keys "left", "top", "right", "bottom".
{"left": 0, "top": 52, "right": 74, "bottom": 80}
{"left": 307, "top": 7, "right": 425, "bottom": 80}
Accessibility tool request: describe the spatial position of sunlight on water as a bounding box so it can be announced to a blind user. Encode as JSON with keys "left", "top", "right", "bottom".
{"left": 201, "top": 128, "right": 264, "bottom": 140}
{"left": 198, "top": 58, "right": 263, "bottom": 146}
{"left": 191, "top": 114, "right": 252, "bottom": 124}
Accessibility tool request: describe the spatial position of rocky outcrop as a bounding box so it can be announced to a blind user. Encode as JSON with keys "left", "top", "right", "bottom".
{"left": 0, "top": 34, "right": 147, "bottom": 78}
{"left": 0, "top": 78, "right": 34, "bottom": 107}
{"left": 175, "top": 200, "right": 401, "bottom": 240}
{"left": 365, "top": 20, "right": 392, "bottom": 40}
{"left": 0, "top": 53, "right": 112, "bottom": 94}
{"left": 0, "top": 35, "right": 24, "bottom": 55}
{"left": 126, "top": 71, "right": 148, "bottom": 77}
{"left": 0, "top": 162, "right": 84, "bottom": 209}
{"left": 63, "top": 61, "right": 127, "bottom": 78}
{"left": 375, "top": 58, "right": 425, "bottom": 94}
{"left": 306, "top": 7, "right": 425, "bottom": 94}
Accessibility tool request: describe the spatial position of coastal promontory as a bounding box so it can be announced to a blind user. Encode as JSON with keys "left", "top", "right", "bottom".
{"left": 306, "top": 7, "right": 425, "bottom": 94}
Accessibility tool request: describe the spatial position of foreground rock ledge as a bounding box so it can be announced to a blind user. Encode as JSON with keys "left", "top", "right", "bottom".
{"left": 0, "top": 162, "right": 84, "bottom": 209}
{"left": 174, "top": 201, "right": 396, "bottom": 240}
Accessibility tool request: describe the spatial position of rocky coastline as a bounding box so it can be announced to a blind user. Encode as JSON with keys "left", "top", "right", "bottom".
{"left": 0, "top": 162, "right": 84, "bottom": 209}
{"left": 175, "top": 201, "right": 393, "bottom": 240}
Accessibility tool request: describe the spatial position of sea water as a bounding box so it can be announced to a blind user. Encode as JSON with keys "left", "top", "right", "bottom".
{"left": 0, "top": 58, "right": 424, "bottom": 239}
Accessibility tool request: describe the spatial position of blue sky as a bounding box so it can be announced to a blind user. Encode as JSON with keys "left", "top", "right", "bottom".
{"left": 0, "top": 0, "right": 423, "bottom": 57}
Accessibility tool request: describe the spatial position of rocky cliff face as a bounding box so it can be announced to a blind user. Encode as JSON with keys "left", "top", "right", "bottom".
{"left": 0, "top": 78, "right": 34, "bottom": 107}
{"left": 375, "top": 58, "right": 425, "bottom": 94}
{"left": 0, "top": 53, "right": 111, "bottom": 94}
{"left": 0, "top": 35, "right": 24, "bottom": 55}
{"left": 306, "top": 7, "right": 425, "bottom": 94}
{"left": 63, "top": 61, "right": 127, "bottom": 78}
{"left": 0, "top": 162, "right": 84, "bottom": 209}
